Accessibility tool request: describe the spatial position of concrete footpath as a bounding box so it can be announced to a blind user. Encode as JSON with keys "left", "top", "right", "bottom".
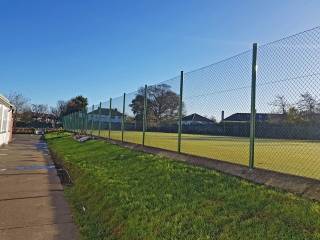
{"left": 0, "top": 134, "right": 78, "bottom": 240}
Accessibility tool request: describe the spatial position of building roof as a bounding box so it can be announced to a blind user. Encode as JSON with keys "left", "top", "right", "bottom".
{"left": 89, "top": 108, "right": 122, "bottom": 116}
{"left": 223, "top": 113, "right": 283, "bottom": 122}
{"left": 182, "top": 113, "right": 214, "bottom": 123}
{"left": 0, "top": 95, "right": 14, "bottom": 109}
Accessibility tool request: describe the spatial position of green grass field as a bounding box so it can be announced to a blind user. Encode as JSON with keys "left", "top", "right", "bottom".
{"left": 92, "top": 130, "right": 320, "bottom": 180}
{"left": 46, "top": 132, "right": 320, "bottom": 240}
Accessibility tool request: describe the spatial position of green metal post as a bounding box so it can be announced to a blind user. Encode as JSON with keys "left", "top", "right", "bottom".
{"left": 90, "top": 105, "right": 94, "bottom": 136}
{"left": 74, "top": 112, "right": 77, "bottom": 133}
{"left": 74, "top": 112, "right": 76, "bottom": 132}
{"left": 85, "top": 107, "right": 88, "bottom": 134}
{"left": 109, "top": 98, "right": 112, "bottom": 139}
{"left": 81, "top": 109, "right": 84, "bottom": 134}
{"left": 71, "top": 112, "right": 74, "bottom": 132}
{"left": 71, "top": 113, "right": 73, "bottom": 132}
{"left": 79, "top": 111, "right": 81, "bottom": 133}
{"left": 73, "top": 112, "right": 75, "bottom": 132}
{"left": 142, "top": 85, "right": 147, "bottom": 146}
{"left": 98, "top": 102, "right": 102, "bottom": 136}
{"left": 121, "top": 93, "right": 126, "bottom": 142}
{"left": 76, "top": 111, "right": 78, "bottom": 133}
{"left": 68, "top": 114, "right": 70, "bottom": 131}
{"left": 83, "top": 107, "right": 88, "bottom": 134}
{"left": 67, "top": 115, "right": 69, "bottom": 131}
{"left": 178, "top": 71, "right": 184, "bottom": 153}
{"left": 249, "top": 43, "right": 258, "bottom": 169}
{"left": 77, "top": 111, "right": 80, "bottom": 134}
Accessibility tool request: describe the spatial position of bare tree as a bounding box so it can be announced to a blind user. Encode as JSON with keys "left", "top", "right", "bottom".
{"left": 297, "top": 92, "right": 317, "bottom": 114}
{"left": 6, "top": 92, "right": 30, "bottom": 114}
{"left": 54, "top": 100, "right": 67, "bottom": 118}
{"left": 270, "top": 95, "right": 289, "bottom": 114}
{"left": 32, "top": 104, "right": 48, "bottom": 120}
{"left": 6, "top": 92, "right": 31, "bottom": 125}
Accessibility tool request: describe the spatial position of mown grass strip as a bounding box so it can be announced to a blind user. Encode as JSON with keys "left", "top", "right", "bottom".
{"left": 46, "top": 132, "right": 320, "bottom": 240}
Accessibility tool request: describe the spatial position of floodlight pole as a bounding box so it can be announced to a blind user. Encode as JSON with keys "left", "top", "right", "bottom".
{"left": 178, "top": 71, "right": 184, "bottom": 153}
{"left": 142, "top": 85, "right": 147, "bottom": 146}
{"left": 109, "top": 98, "right": 112, "bottom": 139}
{"left": 84, "top": 108, "right": 87, "bottom": 133}
{"left": 90, "top": 105, "right": 94, "bottom": 136}
{"left": 121, "top": 93, "right": 126, "bottom": 143}
{"left": 98, "top": 102, "right": 102, "bottom": 136}
{"left": 249, "top": 43, "right": 258, "bottom": 169}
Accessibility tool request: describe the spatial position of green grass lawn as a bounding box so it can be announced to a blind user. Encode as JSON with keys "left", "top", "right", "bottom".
{"left": 46, "top": 132, "right": 320, "bottom": 240}
{"left": 90, "top": 130, "right": 320, "bottom": 180}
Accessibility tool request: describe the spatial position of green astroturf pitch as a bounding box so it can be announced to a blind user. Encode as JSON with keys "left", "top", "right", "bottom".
{"left": 92, "top": 130, "right": 320, "bottom": 180}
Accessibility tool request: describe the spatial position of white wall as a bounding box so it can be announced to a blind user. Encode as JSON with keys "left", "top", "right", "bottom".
{"left": 88, "top": 114, "right": 122, "bottom": 123}
{"left": 0, "top": 104, "right": 11, "bottom": 146}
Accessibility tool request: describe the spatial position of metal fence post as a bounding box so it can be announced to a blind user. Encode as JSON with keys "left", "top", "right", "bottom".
{"left": 142, "top": 85, "right": 147, "bottom": 146}
{"left": 70, "top": 112, "right": 74, "bottom": 132}
{"left": 90, "top": 105, "right": 94, "bottom": 136}
{"left": 109, "top": 98, "right": 112, "bottom": 139}
{"left": 74, "top": 112, "right": 76, "bottom": 132}
{"left": 77, "top": 111, "right": 80, "bottom": 134}
{"left": 70, "top": 112, "right": 75, "bottom": 132}
{"left": 249, "top": 43, "right": 258, "bottom": 169}
{"left": 98, "top": 102, "right": 102, "bottom": 136}
{"left": 84, "top": 107, "right": 88, "bottom": 134}
{"left": 178, "top": 71, "right": 184, "bottom": 153}
{"left": 121, "top": 93, "right": 126, "bottom": 142}
{"left": 81, "top": 109, "right": 84, "bottom": 134}
{"left": 75, "top": 111, "right": 78, "bottom": 133}
{"left": 72, "top": 112, "right": 75, "bottom": 133}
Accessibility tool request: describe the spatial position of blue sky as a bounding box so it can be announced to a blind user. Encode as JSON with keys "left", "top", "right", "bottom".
{"left": 1, "top": 0, "right": 320, "bottom": 107}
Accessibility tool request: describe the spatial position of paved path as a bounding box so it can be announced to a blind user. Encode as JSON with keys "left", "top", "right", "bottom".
{"left": 0, "top": 135, "right": 78, "bottom": 240}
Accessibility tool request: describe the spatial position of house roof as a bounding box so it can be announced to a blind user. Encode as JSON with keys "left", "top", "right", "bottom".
{"left": 89, "top": 108, "right": 122, "bottom": 116}
{"left": 223, "top": 113, "right": 283, "bottom": 122}
{"left": 0, "top": 95, "right": 14, "bottom": 109}
{"left": 182, "top": 113, "right": 214, "bottom": 123}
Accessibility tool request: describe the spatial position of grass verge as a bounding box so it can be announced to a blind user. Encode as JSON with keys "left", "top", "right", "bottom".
{"left": 46, "top": 132, "right": 320, "bottom": 240}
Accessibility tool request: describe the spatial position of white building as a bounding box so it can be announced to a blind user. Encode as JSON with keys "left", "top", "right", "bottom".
{"left": 88, "top": 108, "right": 122, "bottom": 123}
{"left": 0, "top": 95, "right": 14, "bottom": 146}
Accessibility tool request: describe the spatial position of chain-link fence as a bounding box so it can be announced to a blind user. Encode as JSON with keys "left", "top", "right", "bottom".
{"left": 62, "top": 26, "right": 320, "bottom": 180}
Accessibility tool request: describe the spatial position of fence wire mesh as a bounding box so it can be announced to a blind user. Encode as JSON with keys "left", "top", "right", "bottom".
{"left": 63, "top": 26, "right": 320, "bottom": 180}
{"left": 144, "top": 77, "right": 181, "bottom": 152}
{"left": 123, "top": 90, "right": 143, "bottom": 144}
{"left": 255, "top": 27, "right": 320, "bottom": 179}
{"left": 182, "top": 51, "right": 252, "bottom": 166}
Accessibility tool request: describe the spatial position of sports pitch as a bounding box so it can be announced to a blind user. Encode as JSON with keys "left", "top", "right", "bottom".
{"left": 92, "top": 130, "right": 320, "bottom": 180}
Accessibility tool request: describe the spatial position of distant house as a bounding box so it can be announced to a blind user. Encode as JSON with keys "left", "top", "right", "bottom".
{"left": 0, "top": 95, "right": 14, "bottom": 145}
{"left": 88, "top": 108, "right": 122, "bottom": 123}
{"left": 223, "top": 113, "right": 283, "bottom": 122}
{"left": 182, "top": 113, "right": 215, "bottom": 125}
{"left": 32, "top": 113, "right": 56, "bottom": 124}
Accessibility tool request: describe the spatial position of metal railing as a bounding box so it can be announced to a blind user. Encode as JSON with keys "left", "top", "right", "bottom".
{"left": 63, "top": 26, "right": 320, "bottom": 180}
